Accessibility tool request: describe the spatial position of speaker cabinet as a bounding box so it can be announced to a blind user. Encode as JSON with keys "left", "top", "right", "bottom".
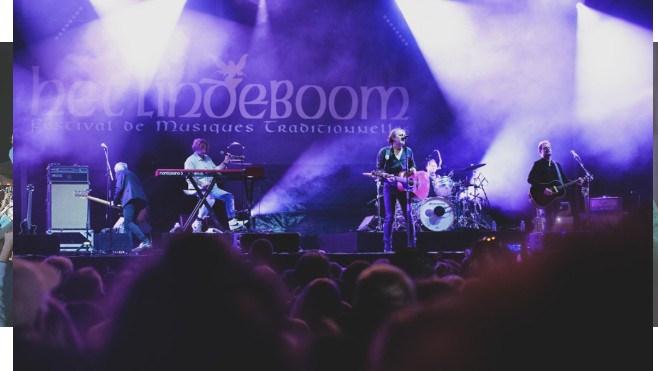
{"left": 47, "top": 183, "right": 89, "bottom": 231}
{"left": 590, "top": 197, "right": 623, "bottom": 212}
{"left": 357, "top": 216, "right": 380, "bottom": 231}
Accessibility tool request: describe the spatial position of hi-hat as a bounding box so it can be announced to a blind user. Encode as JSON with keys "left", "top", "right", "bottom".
{"left": 459, "top": 163, "right": 486, "bottom": 172}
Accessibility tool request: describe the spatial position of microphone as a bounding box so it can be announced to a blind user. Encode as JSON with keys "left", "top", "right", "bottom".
{"left": 101, "top": 143, "right": 108, "bottom": 150}
{"left": 570, "top": 150, "right": 580, "bottom": 159}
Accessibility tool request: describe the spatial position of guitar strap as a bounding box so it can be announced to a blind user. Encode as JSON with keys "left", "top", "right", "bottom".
{"left": 555, "top": 162, "right": 564, "bottom": 186}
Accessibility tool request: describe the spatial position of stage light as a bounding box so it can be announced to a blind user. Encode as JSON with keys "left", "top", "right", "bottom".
{"left": 95, "top": 0, "right": 187, "bottom": 83}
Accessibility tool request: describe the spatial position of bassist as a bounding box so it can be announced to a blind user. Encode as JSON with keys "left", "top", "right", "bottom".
{"left": 527, "top": 140, "right": 583, "bottom": 231}
{"left": 113, "top": 162, "right": 151, "bottom": 253}
{"left": 376, "top": 128, "right": 417, "bottom": 252}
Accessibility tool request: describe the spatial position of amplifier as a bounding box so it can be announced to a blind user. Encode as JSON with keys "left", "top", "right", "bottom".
{"left": 590, "top": 197, "right": 623, "bottom": 212}
{"left": 47, "top": 165, "right": 89, "bottom": 183}
{"left": 94, "top": 232, "right": 133, "bottom": 253}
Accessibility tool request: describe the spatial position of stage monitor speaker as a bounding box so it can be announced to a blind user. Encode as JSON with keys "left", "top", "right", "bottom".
{"left": 239, "top": 233, "right": 301, "bottom": 253}
{"left": 47, "top": 183, "right": 89, "bottom": 231}
{"left": 15, "top": 235, "right": 61, "bottom": 256}
{"left": 357, "top": 216, "right": 379, "bottom": 232}
{"left": 94, "top": 233, "right": 133, "bottom": 253}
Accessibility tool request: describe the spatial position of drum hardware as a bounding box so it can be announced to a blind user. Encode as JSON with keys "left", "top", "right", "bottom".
{"left": 451, "top": 173, "right": 494, "bottom": 230}
{"left": 459, "top": 163, "right": 486, "bottom": 172}
{"left": 361, "top": 175, "right": 385, "bottom": 232}
{"left": 394, "top": 199, "right": 422, "bottom": 232}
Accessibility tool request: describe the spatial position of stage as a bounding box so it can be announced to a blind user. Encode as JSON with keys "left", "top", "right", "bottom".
{"left": 14, "top": 229, "right": 592, "bottom": 278}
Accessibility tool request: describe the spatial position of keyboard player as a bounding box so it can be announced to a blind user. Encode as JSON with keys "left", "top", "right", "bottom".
{"left": 184, "top": 138, "right": 246, "bottom": 232}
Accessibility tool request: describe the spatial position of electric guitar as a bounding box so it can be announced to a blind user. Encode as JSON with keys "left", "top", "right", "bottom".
{"left": 19, "top": 184, "right": 37, "bottom": 235}
{"left": 74, "top": 191, "right": 121, "bottom": 209}
{"left": 74, "top": 191, "right": 150, "bottom": 225}
{"left": 529, "top": 176, "right": 588, "bottom": 208}
{"left": 370, "top": 170, "right": 430, "bottom": 200}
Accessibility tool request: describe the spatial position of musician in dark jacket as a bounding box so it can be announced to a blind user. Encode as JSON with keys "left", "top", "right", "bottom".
{"left": 376, "top": 128, "right": 417, "bottom": 252}
{"left": 112, "top": 162, "right": 151, "bottom": 252}
{"left": 527, "top": 140, "right": 582, "bottom": 231}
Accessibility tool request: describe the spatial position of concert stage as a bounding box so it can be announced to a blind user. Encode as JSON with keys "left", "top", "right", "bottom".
{"left": 14, "top": 229, "right": 542, "bottom": 277}
{"left": 16, "top": 229, "right": 527, "bottom": 254}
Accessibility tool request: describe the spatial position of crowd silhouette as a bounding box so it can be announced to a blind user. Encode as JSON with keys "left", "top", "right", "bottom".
{"left": 13, "top": 204, "right": 650, "bottom": 370}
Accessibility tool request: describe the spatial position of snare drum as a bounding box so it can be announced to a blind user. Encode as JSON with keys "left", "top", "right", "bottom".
{"left": 418, "top": 197, "right": 455, "bottom": 232}
{"left": 433, "top": 176, "right": 455, "bottom": 197}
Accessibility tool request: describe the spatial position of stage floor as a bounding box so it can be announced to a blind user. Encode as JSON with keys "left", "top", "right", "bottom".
{"left": 14, "top": 229, "right": 602, "bottom": 280}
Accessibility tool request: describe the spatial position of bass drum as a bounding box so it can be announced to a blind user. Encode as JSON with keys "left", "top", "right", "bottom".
{"left": 419, "top": 197, "right": 455, "bottom": 232}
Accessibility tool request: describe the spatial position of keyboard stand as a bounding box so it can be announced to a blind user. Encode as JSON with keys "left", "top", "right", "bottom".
{"left": 154, "top": 167, "right": 265, "bottom": 233}
{"left": 182, "top": 174, "right": 223, "bottom": 232}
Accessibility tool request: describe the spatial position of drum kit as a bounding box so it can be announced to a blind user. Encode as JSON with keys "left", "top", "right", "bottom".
{"left": 364, "top": 162, "right": 494, "bottom": 232}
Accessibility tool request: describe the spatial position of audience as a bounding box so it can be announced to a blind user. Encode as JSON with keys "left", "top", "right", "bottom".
{"left": 96, "top": 234, "right": 298, "bottom": 371}
{"left": 41, "top": 255, "right": 75, "bottom": 302}
{"left": 14, "top": 258, "right": 93, "bottom": 370}
{"left": 11, "top": 203, "right": 650, "bottom": 370}
{"left": 248, "top": 238, "right": 275, "bottom": 268}
{"left": 368, "top": 204, "right": 649, "bottom": 371}
{"left": 340, "top": 259, "right": 370, "bottom": 305}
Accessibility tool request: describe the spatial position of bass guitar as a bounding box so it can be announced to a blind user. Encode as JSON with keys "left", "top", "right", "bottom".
{"left": 529, "top": 176, "right": 588, "bottom": 208}
{"left": 370, "top": 170, "right": 430, "bottom": 200}
{"left": 74, "top": 191, "right": 150, "bottom": 226}
{"left": 19, "top": 184, "right": 37, "bottom": 235}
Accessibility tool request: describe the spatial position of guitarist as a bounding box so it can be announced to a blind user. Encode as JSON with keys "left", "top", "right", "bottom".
{"left": 112, "top": 162, "right": 152, "bottom": 253}
{"left": 527, "top": 140, "right": 583, "bottom": 231}
{"left": 376, "top": 128, "right": 417, "bottom": 252}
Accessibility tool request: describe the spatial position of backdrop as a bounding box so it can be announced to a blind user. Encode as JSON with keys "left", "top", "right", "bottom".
{"left": 12, "top": 0, "right": 652, "bottom": 237}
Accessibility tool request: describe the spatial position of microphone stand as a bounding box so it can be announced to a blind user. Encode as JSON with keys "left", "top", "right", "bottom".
{"left": 403, "top": 145, "right": 414, "bottom": 249}
{"left": 228, "top": 142, "right": 253, "bottom": 231}
{"left": 376, "top": 180, "right": 383, "bottom": 231}
{"left": 103, "top": 146, "right": 114, "bottom": 254}
{"left": 573, "top": 154, "right": 594, "bottom": 231}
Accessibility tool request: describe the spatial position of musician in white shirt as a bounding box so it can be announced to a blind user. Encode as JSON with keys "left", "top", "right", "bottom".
{"left": 184, "top": 138, "right": 245, "bottom": 232}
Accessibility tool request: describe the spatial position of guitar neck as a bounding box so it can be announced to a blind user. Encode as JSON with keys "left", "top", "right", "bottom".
{"left": 557, "top": 178, "right": 581, "bottom": 191}
{"left": 86, "top": 195, "right": 118, "bottom": 208}
{"left": 26, "top": 192, "right": 33, "bottom": 226}
{"left": 372, "top": 171, "right": 410, "bottom": 184}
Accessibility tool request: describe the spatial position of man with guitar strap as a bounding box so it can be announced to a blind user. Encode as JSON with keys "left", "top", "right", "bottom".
{"left": 376, "top": 127, "right": 417, "bottom": 252}
{"left": 112, "top": 162, "right": 152, "bottom": 253}
{"left": 528, "top": 140, "right": 583, "bottom": 232}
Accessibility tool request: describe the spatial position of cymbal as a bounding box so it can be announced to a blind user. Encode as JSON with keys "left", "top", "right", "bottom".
{"left": 459, "top": 163, "right": 486, "bottom": 172}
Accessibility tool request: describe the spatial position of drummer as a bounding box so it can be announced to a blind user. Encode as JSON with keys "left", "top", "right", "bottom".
{"left": 425, "top": 150, "right": 445, "bottom": 198}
